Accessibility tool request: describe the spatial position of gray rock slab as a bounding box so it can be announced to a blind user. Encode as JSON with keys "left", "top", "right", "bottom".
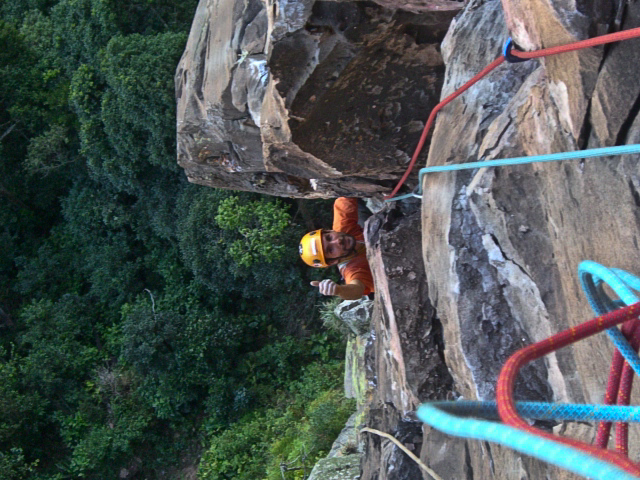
{"left": 307, "top": 454, "right": 361, "bottom": 480}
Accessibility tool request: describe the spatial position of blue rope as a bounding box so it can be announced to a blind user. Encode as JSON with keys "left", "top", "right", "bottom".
{"left": 416, "top": 404, "right": 639, "bottom": 480}
{"left": 385, "top": 143, "right": 640, "bottom": 202}
{"left": 432, "top": 400, "right": 640, "bottom": 423}
{"left": 419, "top": 144, "right": 640, "bottom": 176}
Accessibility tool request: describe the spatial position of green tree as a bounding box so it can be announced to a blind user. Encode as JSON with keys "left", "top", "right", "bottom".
{"left": 100, "top": 32, "right": 186, "bottom": 171}
{"left": 50, "top": 0, "right": 118, "bottom": 72}
{"left": 216, "top": 196, "right": 292, "bottom": 267}
{"left": 105, "top": 0, "right": 198, "bottom": 35}
{"left": 0, "top": 1, "right": 348, "bottom": 478}
{"left": 177, "top": 185, "right": 311, "bottom": 305}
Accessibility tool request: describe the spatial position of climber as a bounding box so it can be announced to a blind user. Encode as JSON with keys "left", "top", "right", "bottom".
{"left": 299, "top": 197, "right": 374, "bottom": 300}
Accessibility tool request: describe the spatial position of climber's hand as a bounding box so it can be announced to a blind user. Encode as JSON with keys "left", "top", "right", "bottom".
{"left": 310, "top": 279, "right": 338, "bottom": 296}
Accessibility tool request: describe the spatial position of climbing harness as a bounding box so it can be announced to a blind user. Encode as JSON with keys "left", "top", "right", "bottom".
{"left": 385, "top": 26, "right": 640, "bottom": 201}
{"left": 417, "top": 264, "right": 640, "bottom": 479}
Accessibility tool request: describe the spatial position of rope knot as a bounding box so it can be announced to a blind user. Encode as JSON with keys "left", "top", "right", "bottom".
{"left": 503, "top": 37, "right": 529, "bottom": 63}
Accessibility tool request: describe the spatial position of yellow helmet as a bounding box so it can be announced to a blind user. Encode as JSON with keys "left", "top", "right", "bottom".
{"left": 299, "top": 229, "right": 327, "bottom": 268}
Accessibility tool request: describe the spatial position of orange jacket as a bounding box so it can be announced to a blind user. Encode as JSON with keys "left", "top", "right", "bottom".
{"left": 332, "top": 198, "right": 374, "bottom": 295}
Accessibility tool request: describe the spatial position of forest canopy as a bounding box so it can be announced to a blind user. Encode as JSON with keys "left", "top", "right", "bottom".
{"left": 0, "top": 1, "right": 350, "bottom": 478}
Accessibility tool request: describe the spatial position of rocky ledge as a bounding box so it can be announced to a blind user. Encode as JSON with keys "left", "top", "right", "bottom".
{"left": 175, "top": 0, "right": 459, "bottom": 197}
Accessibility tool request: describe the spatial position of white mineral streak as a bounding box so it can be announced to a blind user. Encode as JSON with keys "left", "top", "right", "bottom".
{"left": 481, "top": 233, "right": 569, "bottom": 403}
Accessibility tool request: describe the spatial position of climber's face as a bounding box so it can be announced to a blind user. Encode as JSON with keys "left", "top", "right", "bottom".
{"left": 322, "top": 230, "right": 356, "bottom": 265}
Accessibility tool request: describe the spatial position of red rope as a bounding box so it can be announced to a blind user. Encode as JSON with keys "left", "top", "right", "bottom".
{"left": 511, "top": 27, "right": 640, "bottom": 60}
{"left": 614, "top": 321, "right": 640, "bottom": 456}
{"left": 385, "top": 26, "right": 640, "bottom": 200}
{"left": 594, "top": 320, "right": 635, "bottom": 448}
{"left": 495, "top": 303, "right": 640, "bottom": 476}
{"left": 385, "top": 57, "right": 505, "bottom": 200}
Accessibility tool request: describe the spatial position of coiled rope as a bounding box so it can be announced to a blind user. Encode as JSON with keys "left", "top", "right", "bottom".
{"left": 385, "top": 26, "right": 640, "bottom": 201}
{"left": 496, "top": 302, "right": 640, "bottom": 476}
{"left": 579, "top": 262, "right": 640, "bottom": 455}
{"left": 418, "top": 301, "right": 640, "bottom": 479}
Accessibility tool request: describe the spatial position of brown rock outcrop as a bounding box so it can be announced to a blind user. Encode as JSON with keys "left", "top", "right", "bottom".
{"left": 352, "top": 0, "right": 640, "bottom": 478}
{"left": 175, "top": 0, "right": 459, "bottom": 198}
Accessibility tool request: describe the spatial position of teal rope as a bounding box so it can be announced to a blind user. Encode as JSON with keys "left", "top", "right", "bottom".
{"left": 385, "top": 143, "right": 640, "bottom": 202}
{"left": 420, "top": 143, "right": 640, "bottom": 176}
{"left": 385, "top": 192, "right": 421, "bottom": 202}
{"left": 416, "top": 404, "right": 639, "bottom": 480}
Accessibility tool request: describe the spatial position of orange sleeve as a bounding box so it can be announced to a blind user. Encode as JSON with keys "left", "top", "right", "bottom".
{"left": 332, "top": 197, "right": 362, "bottom": 238}
{"left": 333, "top": 198, "right": 374, "bottom": 295}
{"left": 342, "top": 256, "right": 374, "bottom": 295}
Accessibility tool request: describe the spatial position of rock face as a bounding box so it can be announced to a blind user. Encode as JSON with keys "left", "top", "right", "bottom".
{"left": 176, "top": 0, "right": 458, "bottom": 197}
{"left": 307, "top": 455, "right": 361, "bottom": 480}
{"left": 361, "top": 199, "right": 456, "bottom": 480}
{"left": 307, "top": 414, "right": 361, "bottom": 480}
{"left": 417, "top": 0, "right": 640, "bottom": 477}
{"left": 180, "top": 0, "right": 640, "bottom": 477}
{"left": 335, "top": 298, "right": 374, "bottom": 336}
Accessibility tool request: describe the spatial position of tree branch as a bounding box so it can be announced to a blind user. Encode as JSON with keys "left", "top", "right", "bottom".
{"left": 0, "top": 123, "right": 17, "bottom": 142}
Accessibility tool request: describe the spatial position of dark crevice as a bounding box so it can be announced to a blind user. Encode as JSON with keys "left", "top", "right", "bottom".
{"left": 488, "top": 232, "right": 530, "bottom": 278}
{"left": 401, "top": 24, "right": 443, "bottom": 45}
{"left": 431, "top": 314, "right": 447, "bottom": 365}
{"left": 193, "top": 27, "right": 210, "bottom": 102}
{"left": 577, "top": 102, "right": 593, "bottom": 150}
{"left": 580, "top": 4, "right": 627, "bottom": 148}
{"left": 479, "top": 116, "right": 513, "bottom": 159}
{"left": 483, "top": 441, "right": 495, "bottom": 476}
{"left": 464, "top": 441, "right": 474, "bottom": 480}
{"left": 629, "top": 179, "right": 640, "bottom": 207}
{"left": 615, "top": 92, "right": 640, "bottom": 145}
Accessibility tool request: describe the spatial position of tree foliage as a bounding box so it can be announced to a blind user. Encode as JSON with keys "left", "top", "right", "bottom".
{"left": 216, "top": 196, "right": 291, "bottom": 267}
{"left": 199, "top": 361, "right": 354, "bottom": 480}
{"left": 0, "top": 1, "right": 350, "bottom": 478}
